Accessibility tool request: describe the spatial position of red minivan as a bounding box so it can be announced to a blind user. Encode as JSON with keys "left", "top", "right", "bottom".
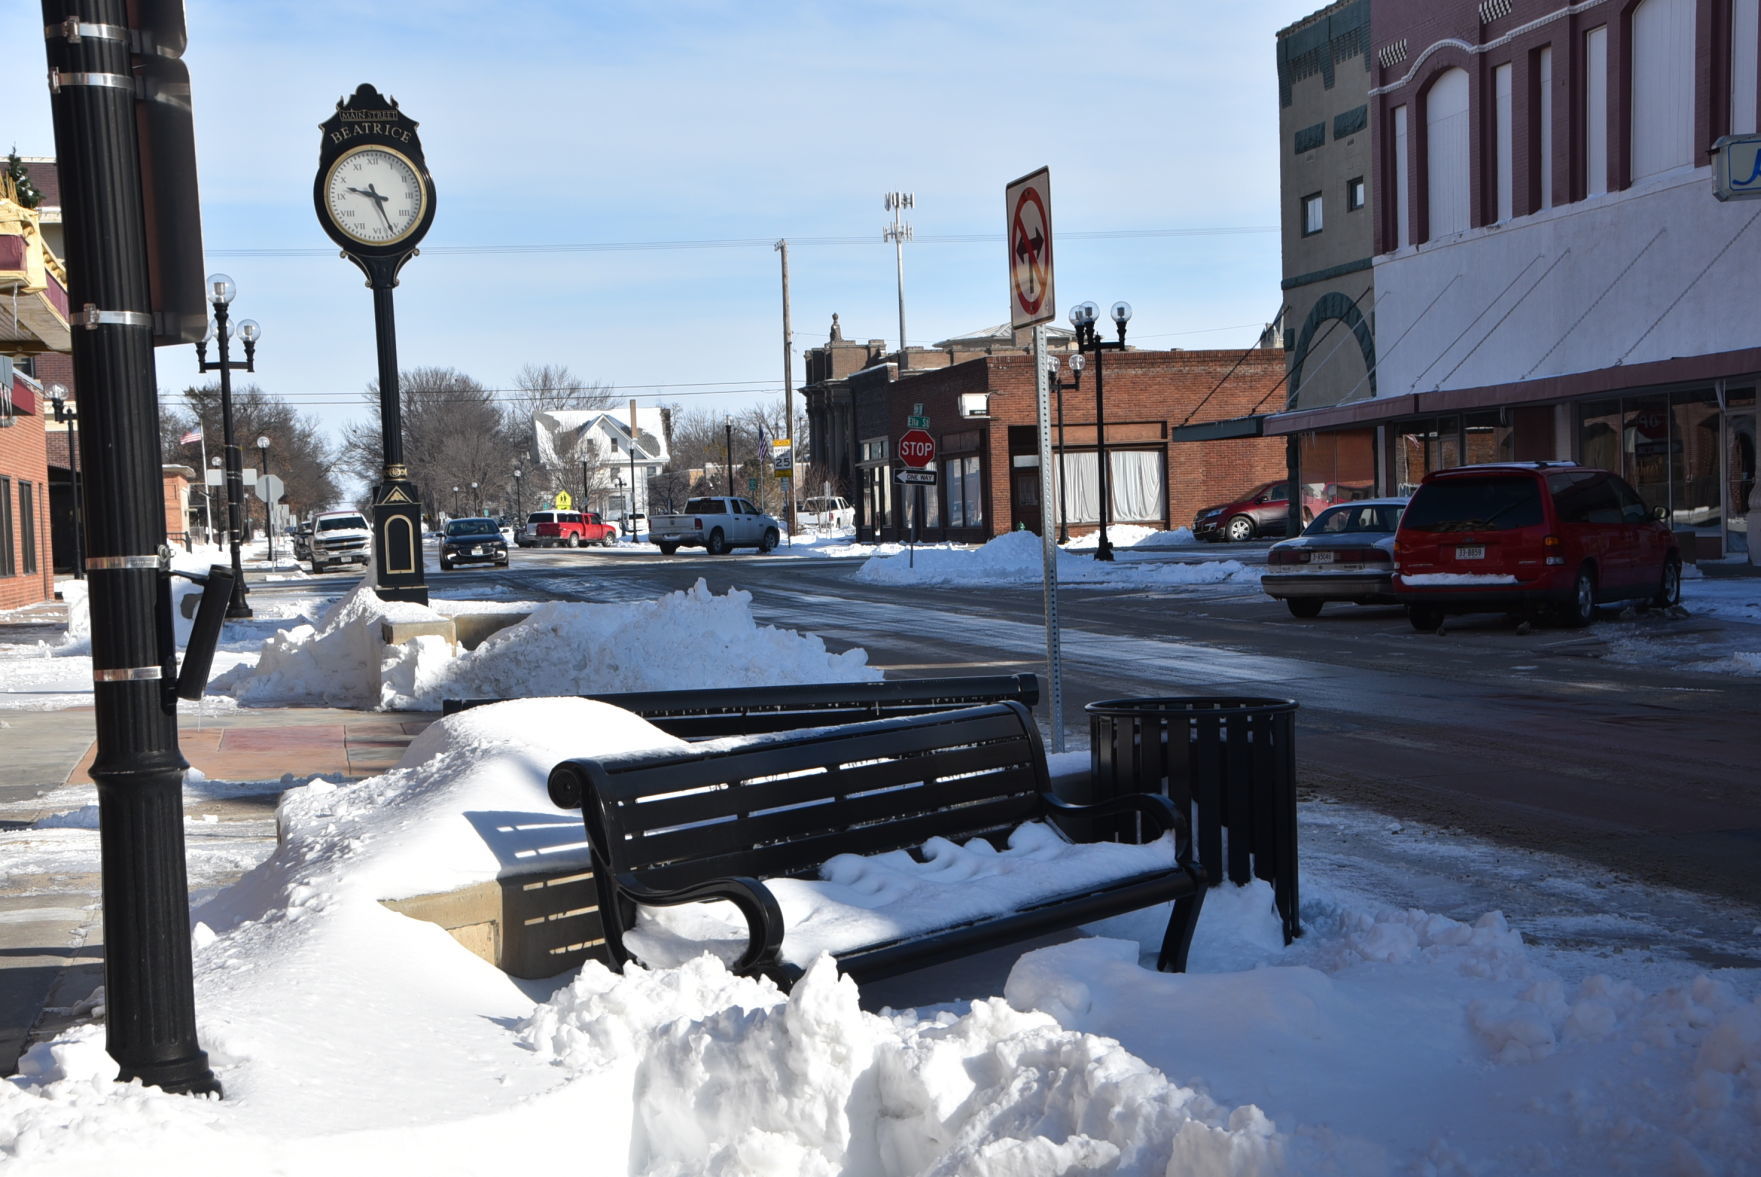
{"left": 1392, "top": 462, "right": 1680, "bottom": 631}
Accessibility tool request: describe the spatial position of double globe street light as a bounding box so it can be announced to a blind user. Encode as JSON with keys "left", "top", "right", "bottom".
{"left": 194, "top": 274, "right": 260, "bottom": 618}
{"left": 1067, "top": 299, "right": 1131, "bottom": 562}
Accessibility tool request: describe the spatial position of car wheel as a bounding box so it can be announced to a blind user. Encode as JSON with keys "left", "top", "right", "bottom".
{"left": 1561, "top": 565, "right": 1597, "bottom": 628}
{"left": 440, "top": 557, "right": 452, "bottom": 571}
{"left": 758, "top": 528, "right": 779, "bottom": 553}
{"left": 657, "top": 541, "right": 679, "bottom": 556}
{"left": 1408, "top": 605, "right": 1444, "bottom": 633}
{"left": 706, "top": 528, "right": 728, "bottom": 555}
{"left": 1225, "top": 515, "right": 1256, "bottom": 543}
{"left": 496, "top": 557, "right": 509, "bottom": 567}
{"left": 1286, "top": 599, "right": 1323, "bottom": 619}
{"left": 310, "top": 561, "right": 323, "bottom": 575}
{"left": 1651, "top": 555, "right": 1682, "bottom": 609}
{"left": 567, "top": 535, "right": 581, "bottom": 548}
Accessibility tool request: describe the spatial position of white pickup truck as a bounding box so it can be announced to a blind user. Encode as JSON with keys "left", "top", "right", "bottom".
{"left": 647, "top": 497, "right": 782, "bottom": 555}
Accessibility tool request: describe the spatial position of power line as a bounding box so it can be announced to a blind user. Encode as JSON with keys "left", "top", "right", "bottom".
{"left": 206, "top": 225, "right": 1276, "bottom": 259}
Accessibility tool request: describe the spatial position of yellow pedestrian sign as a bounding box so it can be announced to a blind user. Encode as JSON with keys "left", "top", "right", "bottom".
{"left": 554, "top": 490, "right": 573, "bottom": 511}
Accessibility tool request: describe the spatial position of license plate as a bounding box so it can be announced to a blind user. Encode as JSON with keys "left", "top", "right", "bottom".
{"left": 1309, "top": 551, "right": 1334, "bottom": 564}
{"left": 1456, "top": 545, "right": 1485, "bottom": 560}
{"left": 470, "top": 546, "right": 484, "bottom": 556}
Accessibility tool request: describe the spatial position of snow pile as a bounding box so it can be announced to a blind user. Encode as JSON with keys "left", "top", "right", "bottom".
{"left": 626, "top": 823, "right": 1183, "bottom": 970}
{"left": 3, "top": 697, "right": 1760, "bottom": 1175}
{"left": 856, "top": 530, "right": 1255, "bottom": 587}
{"left": 209, "top": 582, "right": 446, "bottom": 708}
{"left": 215, "top": 579, "right": 877, "bottom": 711}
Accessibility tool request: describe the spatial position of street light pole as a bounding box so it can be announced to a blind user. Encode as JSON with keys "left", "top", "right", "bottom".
{"left": 513, "top": 468, "right": 523, "bottom": 519}
{"left": 1070, "top": 300, "right": 1132, "bottom": 562}
{"left": 1044, "top": 354, "right": 1084, "bottom": 545}
{"left": 47, "top": 384, "right": 83, "bottom": 578}
{"left": 471, "top": 481, "right": 479, "bottom": 516}
{"left": 195, "top": 275, "right": 259, "bottom": 616}
{"left": 256, "top": 436, "right": 274, "bottom": 566}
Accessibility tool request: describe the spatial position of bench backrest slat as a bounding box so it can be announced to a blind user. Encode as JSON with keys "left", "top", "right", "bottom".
{"left": 559, "top": 703, "right": 1051, "bottom": 889}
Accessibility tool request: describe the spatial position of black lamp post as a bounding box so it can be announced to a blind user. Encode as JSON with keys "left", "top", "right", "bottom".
{"left": 512, "top": 468, "right": 523, "bottom": 519}
{"left": 194, "top": 274, "right": 259, "bottom": 617}
{"left": 47, "top": 383, "right": 83, "bottom": 579}
{"left": 471, "top": 481, "right": 479, "bottom": 516}
{"left": 256, "top": 435, "right": 275, "bottom": 566}
{"left": 1069, "top": 299, "right": 1132, "bottom": 562}
{"left": 1043, "top": 353, "right": 1085, "bottom": 545}
{"left": 451, "top": 485, "right": 460, "bottom": 517}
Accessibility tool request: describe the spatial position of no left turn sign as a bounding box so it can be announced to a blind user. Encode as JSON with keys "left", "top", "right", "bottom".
{"left": 1006, "top": 167, "right": 1054, "bottom": 329}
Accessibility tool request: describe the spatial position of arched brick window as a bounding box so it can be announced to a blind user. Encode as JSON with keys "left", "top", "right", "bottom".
{"left": 1630, "top": 0, "right": 1697, "bottom": 179}
{"left": 1424, "top": 67, "right": 1471, "bottom": 236}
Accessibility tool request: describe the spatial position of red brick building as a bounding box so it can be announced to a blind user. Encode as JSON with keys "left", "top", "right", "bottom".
{"left": 803, "top": 322, "right": 1291, "bottom": 543}
{"left": 0, "top": 369, "right": 56, "bottom": 610}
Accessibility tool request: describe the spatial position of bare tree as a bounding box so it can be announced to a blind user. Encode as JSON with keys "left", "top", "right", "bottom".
{"left": 340, "top": 367, "right": 523, "bottom": 522}
{"left": 163, "top": 384, "right": 341, "bottom": 535}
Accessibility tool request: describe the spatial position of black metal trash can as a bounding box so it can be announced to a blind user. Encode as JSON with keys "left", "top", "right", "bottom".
{"left": 1085, "top": 697, "right": 1301, "bottom": 944}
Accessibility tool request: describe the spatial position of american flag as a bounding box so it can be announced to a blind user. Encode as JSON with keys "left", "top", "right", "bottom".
{"left": 180, "top": 427, "right": 203, "bottom": 445}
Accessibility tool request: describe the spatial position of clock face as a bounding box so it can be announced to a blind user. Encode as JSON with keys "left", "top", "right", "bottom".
{"left": 323, "top": 146, "right": 427, "bottom": 246}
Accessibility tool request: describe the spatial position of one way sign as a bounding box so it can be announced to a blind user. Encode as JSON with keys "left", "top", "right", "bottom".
{"left": 1006, "top": 167, "right": 1054, "bottom": 329}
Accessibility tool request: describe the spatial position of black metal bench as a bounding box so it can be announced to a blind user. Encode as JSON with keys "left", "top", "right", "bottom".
{"left": 547, "top": 701, "right": 1206, "bottom": 991}
{"left": 446, "top": 673, "right": 1039, "bottom": 739}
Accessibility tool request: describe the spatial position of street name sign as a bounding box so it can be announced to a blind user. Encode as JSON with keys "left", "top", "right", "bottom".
{"left": 1006, "top": 166, "right": 1054, "bottom": 329}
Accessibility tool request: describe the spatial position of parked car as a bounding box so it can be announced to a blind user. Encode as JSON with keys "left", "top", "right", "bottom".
{"left": 1261, "top": 497, "right": 1409, "bottom": 618}
{"left": 439, "top": 516, "right": 509, "bottom": 570}
{"left": 1194, "top": 480, "right": 1337, "bottom": 542}
{"left": 1392, "top": 462, "right": 1680, "bottom": 631}
{"left": 648, "top": 496, "right": 783, "bottom": 555}
{"left": 522, "top": 509, "right": 618, "bottom": 548}
{"left": 307, "top": 510, "right": 372, "bottom": 574}
{"left": 290, "top": 521, "right": 314, "bottom": 562}
{"left": 796, "top": 495, "right": 855, "bottom": 530}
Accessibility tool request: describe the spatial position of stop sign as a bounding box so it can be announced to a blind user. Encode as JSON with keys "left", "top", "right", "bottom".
{"left": 898, "top": 428, "right": 936, "bottom": 469}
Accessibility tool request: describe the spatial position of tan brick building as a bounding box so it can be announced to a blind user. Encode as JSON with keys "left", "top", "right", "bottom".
{"left": 0, "top": 370, "right": 56, "bottom": 610}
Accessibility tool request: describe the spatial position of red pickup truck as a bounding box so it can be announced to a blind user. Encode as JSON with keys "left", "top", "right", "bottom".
{"left": 525, "top": 509, "right": 618, "bottom": 548}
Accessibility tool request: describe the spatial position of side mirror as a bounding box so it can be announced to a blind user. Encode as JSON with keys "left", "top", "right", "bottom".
{"left": 1653, "top": 504, "right": 1667, "bottom": 521}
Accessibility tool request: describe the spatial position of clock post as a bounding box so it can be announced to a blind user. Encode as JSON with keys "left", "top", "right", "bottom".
{"left": 314, "top": 84, "right": 437, "bottom": 604}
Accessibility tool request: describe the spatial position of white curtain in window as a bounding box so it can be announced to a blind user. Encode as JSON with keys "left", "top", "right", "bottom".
{"left": 1586, "top": 26, "right": 1609, "bottom": 195}
{"left": 1051, "top": 451, "right": 1163, "bottom": 523}
{"left": 1426, "top": 68, "right": 1471, "bottom": 236}
{"left": 960, "top": 457, "right": 983, "bottom": 528}
{"left": 1109, "top": 451, "right": 1165, "bottom": 523}
{"left": 1631, "top": 0, "right": 1697, "bottom": 179}
{"left": 1735, "top": 0, "right": 1760, "bottom": 134}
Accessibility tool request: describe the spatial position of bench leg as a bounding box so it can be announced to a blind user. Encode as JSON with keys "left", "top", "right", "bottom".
{"left": 1155, "top": 874, "right": 1207, "bottom": 973}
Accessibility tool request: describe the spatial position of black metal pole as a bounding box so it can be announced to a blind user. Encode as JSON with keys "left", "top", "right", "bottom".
{"left": 373, "top": 284, "right": 403, "bottom": 473}
{"left": 1093, "top": 344, "right": 1114, "bottom": 561}
{"left": 41, "top": 0, "right": 217, "bottom": 1096}
{"left": 210, "top": 301, "right": 250, "bottom": 617}
{"left": 259, "top": 442, "right": 274, "bottom": 565}
{"left": 67, "top": 412, "right": 85, "bottom": 578}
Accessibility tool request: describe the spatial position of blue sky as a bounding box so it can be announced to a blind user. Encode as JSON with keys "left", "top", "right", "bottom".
{"left": 5, "top": 1, "right": 1328, "bottom": 443}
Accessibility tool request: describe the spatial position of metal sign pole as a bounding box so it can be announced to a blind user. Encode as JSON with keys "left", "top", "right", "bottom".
{"left": 1034, "top": 324, "right": 1066, "bottom": 752}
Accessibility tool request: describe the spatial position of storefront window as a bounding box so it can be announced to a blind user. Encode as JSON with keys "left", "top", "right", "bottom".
{"left": 1298, "top": 429, "right": 1378, "bottom": 501}
{"left": 1577, "top": 400, "right": 1623, "bottom": 478}
{"left": 1729, "top": 388, "right": 1756, "bottom": 557}
{"left": 1668, "top": 392, "right": 1720, "bottom": 539}
{"left": 1462, "top": 412, "right": 1513, "bottom": 466}
{"left": 1624, "top": 396, "right": 1672, "bottom": 515}
{"left": 943, "top": 456, "right": 982, "bottom": 528}
{"left": 1394, "top": 417, "right": 1460, "bottom": 494}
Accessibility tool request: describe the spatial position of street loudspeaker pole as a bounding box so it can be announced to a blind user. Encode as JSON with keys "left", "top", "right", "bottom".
{"left": 40, "top": 0, "right": 219, "bottom": 1096}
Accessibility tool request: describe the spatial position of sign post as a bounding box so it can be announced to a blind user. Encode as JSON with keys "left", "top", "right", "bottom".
{"left": 1006, "top": 167, "right": 1066, "bottom": 752}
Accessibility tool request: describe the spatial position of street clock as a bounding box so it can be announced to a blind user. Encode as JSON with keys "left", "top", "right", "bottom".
{"left": 313, "top": 84, "right": 436, "bottom": 276}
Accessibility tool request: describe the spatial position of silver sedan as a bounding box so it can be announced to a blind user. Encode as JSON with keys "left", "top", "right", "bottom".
{"left": 1260, "top": 497, "right": 1409, "bottom": 618}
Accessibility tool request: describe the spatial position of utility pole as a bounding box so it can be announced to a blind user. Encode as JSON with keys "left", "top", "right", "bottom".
{"left": 775, "top": 239, "right": 795, "bottom": 538}
{"left": 725, "top": 421, "right": 734, "bottom": 496}
{"left": 883, "top": 192, "right": 913, "bottom": 367}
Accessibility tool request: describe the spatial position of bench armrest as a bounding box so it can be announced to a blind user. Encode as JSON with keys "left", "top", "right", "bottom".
{"left": 615, "top": 872, "right": 786, "bottom": 978}
{"left": 1042, "top": 791, "right": 1195, "bottom": 857}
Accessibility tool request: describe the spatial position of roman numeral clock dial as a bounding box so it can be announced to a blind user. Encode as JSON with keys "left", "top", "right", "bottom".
{"left": 323, "top": 145, "right": 426, "bottom": 246}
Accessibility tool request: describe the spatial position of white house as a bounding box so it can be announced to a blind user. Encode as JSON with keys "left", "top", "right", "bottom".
{"left": 531, "top": 407, "right": 669, "bottom": 526}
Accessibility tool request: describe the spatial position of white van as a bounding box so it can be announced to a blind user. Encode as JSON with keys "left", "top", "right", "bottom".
{"left": 796, "top": 496, "right": 854, "bottom": 530}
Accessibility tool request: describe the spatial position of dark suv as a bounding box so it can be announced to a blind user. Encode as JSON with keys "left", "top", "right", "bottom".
{"left": 1194, "top": 480, "right": 1335, "bottom": 542}
{"left": 1392, "top": 462, "right": 1680, "bottom": 631}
